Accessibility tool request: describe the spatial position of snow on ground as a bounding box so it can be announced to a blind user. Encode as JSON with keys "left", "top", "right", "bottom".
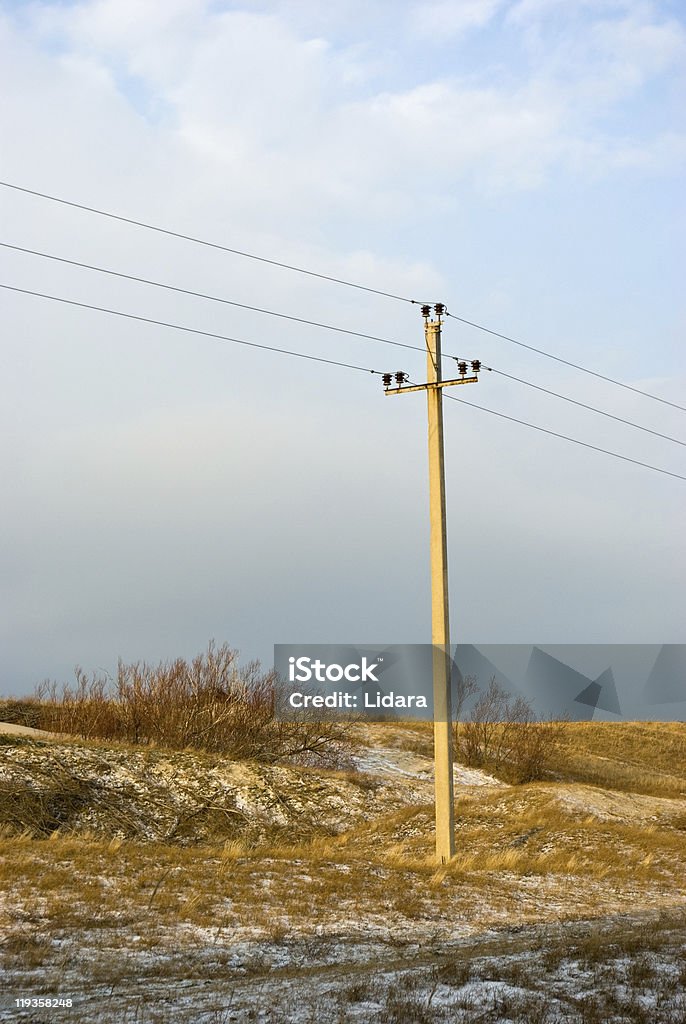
{"left": 0, "top": 724, "right": 505, "bottom": 848}
{"left": 0, "top": 735, "right": 439, "bottom": 844}
{"left": 554, "top": 783, "right": 686, "bottom": 823}
{"left": 2, "top": 911, "right": 686, "bottom": 1022}
{"left": 2, "top": 725, "right": 685, "bottom": 1022}
{"left": 351, "top": 731, "right": 506, "bottom": 791}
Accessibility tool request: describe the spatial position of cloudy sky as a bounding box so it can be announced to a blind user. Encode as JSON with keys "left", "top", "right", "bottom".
{"left": 1, "top": 0, "right": 684, "bottom": 695}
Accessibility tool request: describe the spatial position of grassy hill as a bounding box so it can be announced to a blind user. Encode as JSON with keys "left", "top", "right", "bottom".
{"left": 1, "top": 719, "right": 685, "bottom": 1022}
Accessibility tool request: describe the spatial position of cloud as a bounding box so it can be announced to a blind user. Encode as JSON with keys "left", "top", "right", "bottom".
{"left": 408, "top": 0, "right": 505, "bottom": 38}
{"left": 0, "top": 0, "right": 683, "bottom": 690}
{"left": 8, "top": 0, "right": 683, "bottom": 213}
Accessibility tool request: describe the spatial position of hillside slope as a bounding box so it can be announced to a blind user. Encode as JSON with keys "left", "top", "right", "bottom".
{"left": 1, "top": 723, "right": 685, "bottom": 1022}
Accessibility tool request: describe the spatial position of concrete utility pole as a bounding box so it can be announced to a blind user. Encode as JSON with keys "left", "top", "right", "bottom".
{"left": 425, "top": 307, "right": 455, "bottom": 863}
{"left": 382, "top": 304, "right": 480, "bottom": 864}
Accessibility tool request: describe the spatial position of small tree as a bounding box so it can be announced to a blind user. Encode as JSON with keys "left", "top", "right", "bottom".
{"left": 454, "top": 671, "right": 479, "bottom": 723}
{"left": 452, "top": 671, "right": 479, "bottom": 762}
{"left": 461, "top": 676, "right": 511, "bottom": 767}
{"left": 460, "top": 676, "right": 566, "bottom": 782}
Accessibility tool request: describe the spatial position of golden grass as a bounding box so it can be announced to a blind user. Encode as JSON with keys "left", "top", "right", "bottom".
{"left": 2, "top": 772, "right": 685, "bottom": 946}
{"left": 1, "top": 721, "right": 685, "bottom": 975}
{"left": 367, "top": 720, "right": 686, "bottom": 798}
{"left": 547, "top": 721, "right": 686, "bottom": 798}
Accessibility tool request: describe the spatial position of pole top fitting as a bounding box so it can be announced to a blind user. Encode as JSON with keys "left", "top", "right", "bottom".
{"left": 421, "top": 304, "right": 431, "bottom": 318}
{"left": 434, "top": 302, "right": 445, "bottom": 317}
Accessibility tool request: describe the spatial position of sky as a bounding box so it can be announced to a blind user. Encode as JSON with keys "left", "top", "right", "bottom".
{"left": 1, "top": 0, "right": 684, "bottom": 696}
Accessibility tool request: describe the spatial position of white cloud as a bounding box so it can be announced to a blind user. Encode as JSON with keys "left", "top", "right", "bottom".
{"left": 507, "top": 0, "right": 627, "bottom": 27}
{"left": 507, "top": 1, "right": 686, "bottom": 95}
{"left": 6, "top": 0, "right": 683, "bottom": 215}
{"left": 408, "top": 0, "right": 505, "bottom": 38}
{"left": 0, "top": 0, "right": 683, "bottom": 689}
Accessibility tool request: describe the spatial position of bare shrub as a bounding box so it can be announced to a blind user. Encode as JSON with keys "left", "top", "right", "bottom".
{"left": 30, "top": 642, "right": 353, "bottom": 766}
{"left": 0, "top": 699, "right": 43, "bottom": 729}
{"left": 508, "top": 716, "right": 568, "bottom": 783}
{"left": 452, "top": 672, "right": 479, "bottom": 753}
{"left": 460, "top": 676, "right": 565, "bottom": 783}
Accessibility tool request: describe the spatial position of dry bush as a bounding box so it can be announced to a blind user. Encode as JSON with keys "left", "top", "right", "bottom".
{"left": 460, "top": 677, "right": 566, "bottom": 783}
{"left": 30, "top": 642, "right": 353, "bottom": 766}
{"left": 0, "top": 698, "right": 43, "bottom": 729}
{"left": 0, "top": 778, "right": 94, "bottom": 837}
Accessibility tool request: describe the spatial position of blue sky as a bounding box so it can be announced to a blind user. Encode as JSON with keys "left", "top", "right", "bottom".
{"left": 0, "top": 0, "right": 684, "bottom": 694}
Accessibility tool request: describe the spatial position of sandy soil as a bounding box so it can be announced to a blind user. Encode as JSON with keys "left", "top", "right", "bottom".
{"left": 0, "top": 721, "right": 56, "bottom": 739}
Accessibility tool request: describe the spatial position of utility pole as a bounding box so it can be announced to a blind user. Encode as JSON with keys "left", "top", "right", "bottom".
{"left": 382, "top": 304, "right": 480, "bottom": 863}
{"left": 425, "top": 305, "right": 454, "bottom": 863}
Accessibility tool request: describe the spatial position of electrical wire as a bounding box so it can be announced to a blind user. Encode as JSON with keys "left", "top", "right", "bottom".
{"left": 2, "top": 179, "right": 681, "bottom": 416}
{"left": 446, "top": 311, "right": 686, "bottom": 414}
{"left": 0, "top": 283, "right": 382, "bottom": 376}
{"left": 442, "top": 391, "right": 686, "bottom": 482}
{"left": 0, "top": 180, "right": 428, "bottom": 305}
{"left": 5, "top": 240, "right": 682, "bottom": 448}
{"left": 474, "top": 364, "right": 686, "bottom": 448}
{"left": 4, "top": 279, "right": 683, "bottom": 482}
{"left": 0, "top": 241, "right": 423, "bottom": 356}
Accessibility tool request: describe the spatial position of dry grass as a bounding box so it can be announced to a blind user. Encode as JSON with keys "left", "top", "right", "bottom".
{"left": 366, "top": 721, "right": 686, "bottom": 798}
{"left": 547, "top": 721, "right": 686, "bottom": 798}
{"left": 2, "top": 776, "right": 684, "bottom": 945}
{"left": 2, "top": 721, "right": 686, "bottom": 1021}
{"left": 2, "top": 824, "right": 685, "bottom": 1023}
{"left": 0, "top": 735, "right": 414, "bottom": 850}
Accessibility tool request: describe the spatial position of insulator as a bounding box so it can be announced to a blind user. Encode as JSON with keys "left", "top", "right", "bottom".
{"left": 395, "top": 371, "right": 407, "bottom": 385}
{"left": 421, "top": 305, "right": 431, "bottom": 318}
{"left": 382, "top": 373, "right": 393, "bottom": 388}
{"left": 457, "top": 361, "right": 468, "bottom": 375}
{"left": 434, "top": 303, "right": 445, "bottom": 316}
{"left": 471, "top": 360, "right": 481, "bottom": 373}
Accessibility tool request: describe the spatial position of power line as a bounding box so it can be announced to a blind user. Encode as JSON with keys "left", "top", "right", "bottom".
{"left": 446, "top": 311, "right": 686, "bottom": 414}
{"left": 0, "top": 241, "right": 423, "bottom": 356}
{"left": 5, "top": 240, "right": 682, "bottom": 447}
{"left": 0, "top": 283, "right": 383, "bottom": 376}
{"left": 0, "top": 180, "right": 426, "bottom": 305}
{"left": 4, "top": 279, "right": 683, "bottom": 483}
{"left": 2, "top": 179, "right": 681, "bottom": 417}
{"left": 443, "top": 391, "right": 686, "bottom": 482}
{"left": 478, "top": 364, "right": 686, "bottom": 448}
